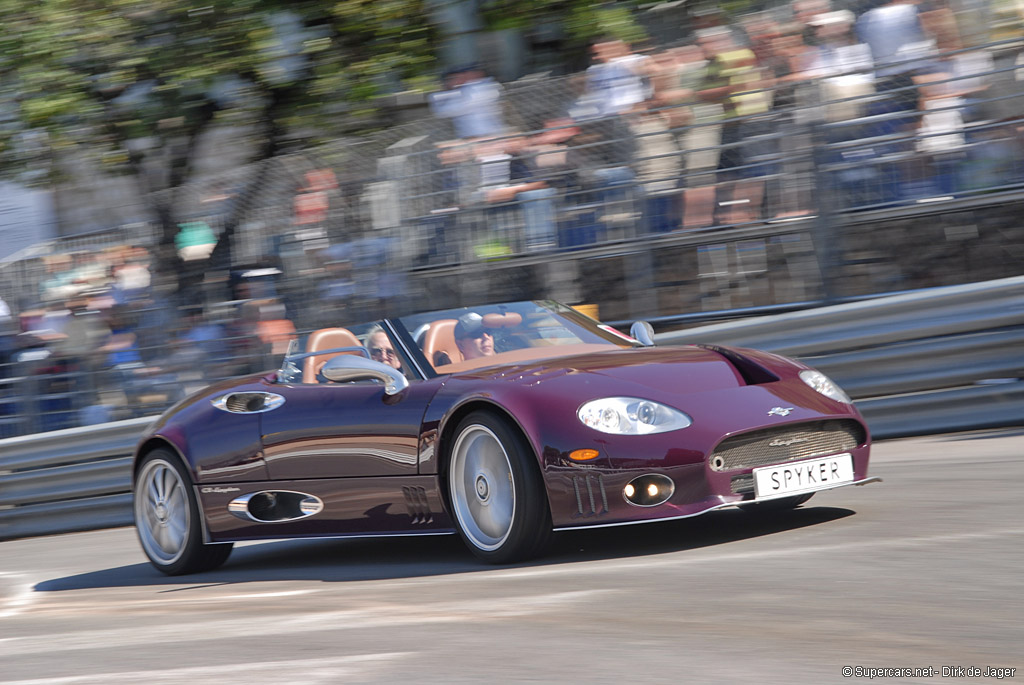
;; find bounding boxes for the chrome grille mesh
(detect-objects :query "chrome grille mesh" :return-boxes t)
[710,420,865,472]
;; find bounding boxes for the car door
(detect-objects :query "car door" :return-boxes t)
[260,379,436,480]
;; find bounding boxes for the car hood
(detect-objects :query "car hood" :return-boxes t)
[451,346,745,395]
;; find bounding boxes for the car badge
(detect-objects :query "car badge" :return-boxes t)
[769,437,809,447]
[767,407,794,417]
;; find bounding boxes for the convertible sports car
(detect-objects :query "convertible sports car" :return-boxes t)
[132,300,878,575]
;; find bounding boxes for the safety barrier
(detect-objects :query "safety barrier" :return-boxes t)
[659,275,1024,437]
[1,277,1021,541]
[0,416,151,540]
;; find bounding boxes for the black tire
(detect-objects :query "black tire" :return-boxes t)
[133,449,233,575]
[446,411,552,564]
[739,492,814,513]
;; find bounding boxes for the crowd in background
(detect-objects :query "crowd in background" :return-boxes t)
[417,0,1021,257]
[2,0,1023,437]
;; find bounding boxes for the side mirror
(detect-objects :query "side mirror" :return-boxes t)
[630,321,656,347]
[320,355,409,396]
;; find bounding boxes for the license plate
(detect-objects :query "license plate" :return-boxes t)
[753,454,854,500]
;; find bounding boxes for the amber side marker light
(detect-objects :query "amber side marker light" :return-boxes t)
[569,449,600,461]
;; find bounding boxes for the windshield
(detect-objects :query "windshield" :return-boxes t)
[396,300,637,375]
[277,301,638,383]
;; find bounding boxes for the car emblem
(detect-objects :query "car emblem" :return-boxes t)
[769,437,809,447]
[767,407,794,417]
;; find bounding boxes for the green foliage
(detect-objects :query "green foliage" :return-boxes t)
[565,1,648,45]
[0,0,437,187]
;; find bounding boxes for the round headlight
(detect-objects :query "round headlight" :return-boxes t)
[799,369,852,403]
[578,397,691,435]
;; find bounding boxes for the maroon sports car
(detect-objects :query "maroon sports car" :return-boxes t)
[132,300,878,574]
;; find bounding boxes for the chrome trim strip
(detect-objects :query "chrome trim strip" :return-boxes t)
[384,319,428,380]
[553,476,882,531]
[211,530,457,544]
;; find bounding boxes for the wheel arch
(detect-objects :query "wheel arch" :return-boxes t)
[436,398,539,509]
[134,436,190,482]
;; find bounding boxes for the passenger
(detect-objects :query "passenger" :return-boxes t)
[454,312,495,360]
[365,326,402,370]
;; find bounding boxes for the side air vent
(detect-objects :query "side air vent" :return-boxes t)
[213,392,285,414]
[402,486,433,524]
[228,491,324,523]
[571,474,609,517]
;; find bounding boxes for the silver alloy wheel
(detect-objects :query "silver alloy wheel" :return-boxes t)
[450,424,516,551]
[135,458,191,566]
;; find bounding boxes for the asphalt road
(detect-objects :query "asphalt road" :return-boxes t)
[1,430,1021,684]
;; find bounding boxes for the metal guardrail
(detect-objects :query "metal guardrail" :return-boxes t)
[659,275,1024,438]
[0,416,152,540]
[1,277,1021,541]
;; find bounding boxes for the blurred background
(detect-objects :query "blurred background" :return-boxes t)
[0,0,1022,437]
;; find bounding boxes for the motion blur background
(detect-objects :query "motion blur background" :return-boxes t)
[0,0,1022,437]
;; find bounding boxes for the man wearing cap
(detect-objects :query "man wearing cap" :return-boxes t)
[454,312,495,360]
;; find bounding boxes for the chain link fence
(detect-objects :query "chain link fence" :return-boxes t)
[1,33,1023,438]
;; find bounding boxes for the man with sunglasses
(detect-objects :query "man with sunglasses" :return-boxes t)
[454,312,495,360]
[366,326,403,371]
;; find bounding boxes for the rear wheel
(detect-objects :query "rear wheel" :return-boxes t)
[739,492,814,513]
[447,411,551,564]
[134,449,232,575]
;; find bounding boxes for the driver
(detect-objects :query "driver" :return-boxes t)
[454,312,495,360]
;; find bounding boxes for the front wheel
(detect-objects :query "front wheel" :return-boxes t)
[134,449,232,575]
[447,411,551,564]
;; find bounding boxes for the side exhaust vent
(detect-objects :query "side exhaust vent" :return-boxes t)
[228,491,324,523]
[572,474,609,517]
[402,486,433,524]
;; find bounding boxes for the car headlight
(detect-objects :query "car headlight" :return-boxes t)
[799,370,852,403]
[577,397,692,435]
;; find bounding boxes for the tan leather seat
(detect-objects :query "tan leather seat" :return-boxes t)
[302,327,362,383]
[421,319,462,370]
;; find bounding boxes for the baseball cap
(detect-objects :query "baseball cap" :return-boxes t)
[454,312,489,340]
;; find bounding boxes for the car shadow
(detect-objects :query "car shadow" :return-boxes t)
[35,505,854,592]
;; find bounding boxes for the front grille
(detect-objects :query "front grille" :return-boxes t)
[710,419,865,472]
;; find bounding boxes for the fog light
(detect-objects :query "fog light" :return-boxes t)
[623,474,675,507]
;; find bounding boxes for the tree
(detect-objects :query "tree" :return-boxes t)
[0,0,436,297]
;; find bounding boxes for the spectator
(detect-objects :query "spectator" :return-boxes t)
[39,254,76,304]
[656,43,726,230]
[697,27,775,224]
[111,246,152,304]
[471,136,559,253]
[629,94,683,233]
[429,65,508,140]
[855,0,940,99]
[576,38,651,120]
